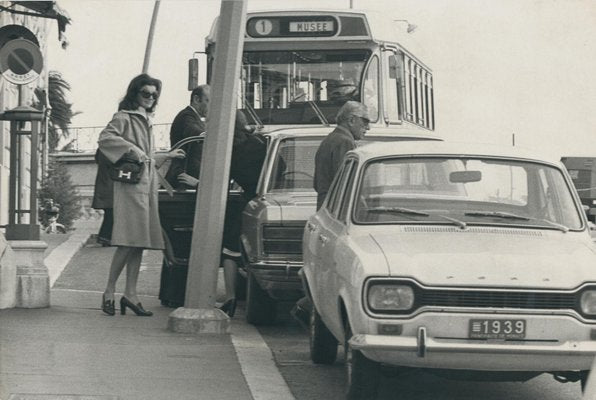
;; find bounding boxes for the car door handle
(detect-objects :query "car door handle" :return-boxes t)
[318,234,328,244]
[307,222,317,232]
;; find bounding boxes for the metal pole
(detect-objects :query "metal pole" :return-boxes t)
[142,0,161,73]
[8,121,17,225]
[29,120,39,225]
[184,0,247,309]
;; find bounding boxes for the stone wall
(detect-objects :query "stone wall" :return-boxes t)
[50,151,100,219]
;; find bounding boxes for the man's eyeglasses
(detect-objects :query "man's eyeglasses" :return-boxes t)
[139,90,159,100]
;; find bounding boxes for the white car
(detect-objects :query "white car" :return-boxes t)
[302,141,596,399]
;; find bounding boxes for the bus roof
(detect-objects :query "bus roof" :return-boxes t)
[205,8,431,70]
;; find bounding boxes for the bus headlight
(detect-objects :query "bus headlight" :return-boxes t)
[581,290,596,315]
[368,284,414,311]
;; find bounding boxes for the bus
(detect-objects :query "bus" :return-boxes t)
[196,9,435,134]
[159,9,438,314]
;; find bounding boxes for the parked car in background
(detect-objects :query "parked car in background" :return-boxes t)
[561,156,596,222]
[303,141,596,399]
[240,127,439,325]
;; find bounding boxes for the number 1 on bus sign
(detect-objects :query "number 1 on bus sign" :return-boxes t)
[254,19,273,36]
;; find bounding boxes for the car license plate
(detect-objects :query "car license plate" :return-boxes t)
[469,319,526,339]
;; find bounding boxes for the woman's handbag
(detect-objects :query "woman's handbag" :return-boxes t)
[96,149,144,184]
[108,152,144,184]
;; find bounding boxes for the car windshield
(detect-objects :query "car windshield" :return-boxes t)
[354,157,583,230]
[268,137,322,192]
[240,50,369,125]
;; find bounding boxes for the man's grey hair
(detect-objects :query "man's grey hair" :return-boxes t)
[336,101,369,124]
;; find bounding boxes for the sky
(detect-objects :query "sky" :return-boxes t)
[46,0,596,158]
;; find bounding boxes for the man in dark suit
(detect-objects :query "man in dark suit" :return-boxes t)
[170,84,210,145]
[167,84,210,187]
[314,101,370,209]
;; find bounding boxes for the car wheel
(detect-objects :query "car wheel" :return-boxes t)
[345,323,380,400]
[310,306,338,364]
[245,268,276,325]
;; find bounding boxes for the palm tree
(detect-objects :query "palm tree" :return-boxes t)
[35,70,80,151]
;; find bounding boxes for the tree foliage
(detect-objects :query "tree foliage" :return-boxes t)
[38,159,81,230]
[35,71,80,152]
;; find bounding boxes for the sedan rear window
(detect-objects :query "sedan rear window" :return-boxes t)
[268,137,322,192]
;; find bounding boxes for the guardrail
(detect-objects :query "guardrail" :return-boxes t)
[66,123,172,152]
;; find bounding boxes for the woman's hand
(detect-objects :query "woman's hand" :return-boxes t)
[178,173,199,187]
[168,149,186,159]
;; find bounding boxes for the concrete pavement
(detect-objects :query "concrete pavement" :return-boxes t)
[0,218,295,400]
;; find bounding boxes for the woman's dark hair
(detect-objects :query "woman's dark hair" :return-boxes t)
[118,73,162,112]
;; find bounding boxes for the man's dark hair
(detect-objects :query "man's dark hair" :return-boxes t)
[190,84,208,102]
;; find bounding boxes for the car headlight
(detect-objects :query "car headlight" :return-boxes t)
[581,290,596,315]
[368,284,415,311]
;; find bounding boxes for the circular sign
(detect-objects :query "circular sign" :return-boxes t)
[254,19,273,36]
[0,38,43,85]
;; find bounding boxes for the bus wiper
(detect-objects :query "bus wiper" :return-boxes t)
[242,96,264,129]
[465,211,531,220]
[367,207,430,217]
[307,100,329,126]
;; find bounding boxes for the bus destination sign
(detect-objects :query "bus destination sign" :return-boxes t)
[289,21,334,33]
[247,16,338,38]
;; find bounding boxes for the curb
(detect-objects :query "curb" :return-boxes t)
[46,219,100,287]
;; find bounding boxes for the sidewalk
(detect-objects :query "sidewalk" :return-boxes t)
[0,219,294,400]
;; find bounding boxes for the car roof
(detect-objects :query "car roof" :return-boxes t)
[265,126,441,141]
[350,141,562,165]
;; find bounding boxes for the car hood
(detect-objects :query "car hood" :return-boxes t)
[267,192,317,222]
[367,226,596,289]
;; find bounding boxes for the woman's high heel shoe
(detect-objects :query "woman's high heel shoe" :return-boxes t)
[120,296,153,317]
[219,298,237,318]
[102,294,115,316]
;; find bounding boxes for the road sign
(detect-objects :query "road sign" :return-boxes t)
[0,38,43,85]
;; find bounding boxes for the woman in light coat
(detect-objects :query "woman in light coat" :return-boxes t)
[98,74,184,316]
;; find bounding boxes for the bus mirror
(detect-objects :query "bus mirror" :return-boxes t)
[188,58,199,90]
[388,55,399,79]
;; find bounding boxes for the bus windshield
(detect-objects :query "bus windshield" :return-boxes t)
[240,49,370,125]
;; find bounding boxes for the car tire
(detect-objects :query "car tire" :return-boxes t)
[310,306,338,364]
[246,268,276,325]
[345,323,380,400]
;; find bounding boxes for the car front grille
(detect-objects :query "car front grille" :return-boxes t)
[418,289,577,310]
[365,278,590,318]
[262,224,304,255]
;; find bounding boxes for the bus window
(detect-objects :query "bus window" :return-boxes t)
[239,50,370,125]
[382,49,402,123]
[402,55,433,130]
[363,55,379,123]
